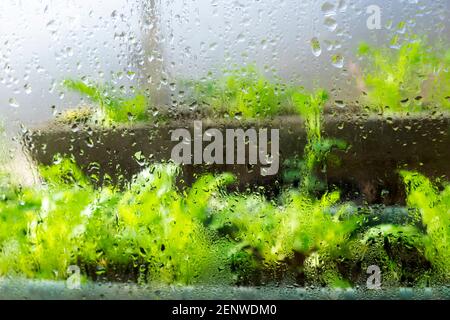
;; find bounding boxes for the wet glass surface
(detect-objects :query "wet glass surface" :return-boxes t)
[0,0,449,298]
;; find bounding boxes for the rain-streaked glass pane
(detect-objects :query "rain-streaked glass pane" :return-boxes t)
[0,0,449,301]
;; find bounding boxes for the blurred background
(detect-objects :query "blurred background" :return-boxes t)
[0,0,449,183]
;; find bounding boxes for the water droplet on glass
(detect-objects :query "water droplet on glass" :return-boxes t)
[337,0,347,12]
[71,123,79,133]
[209,42,218,51]
[46,20,56,31]
[126,71,136,81]
[85,137,94,148]
[396,21,406,34]
[66,47,73,57]
[24,84,32,94]
[311,37,322,57]
[331,54,344,68]
[321,2,335,16]
[335,100,346,108]
[9,98,19,108]
[324,17,337,31]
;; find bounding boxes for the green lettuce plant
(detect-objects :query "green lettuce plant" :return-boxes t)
[101,165,233,284]
[189,65,296,118]
[1,156,449,287]
[400,171,450,280]
[209,182,363,287]
[0,159,234,284]
[356,36,450,113]
[337,171,450,287]
[63,79,150,124]
[285,89,346,194]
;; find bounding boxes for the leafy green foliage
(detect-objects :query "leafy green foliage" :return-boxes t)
[349,223,429,287]
[107,165,233,284]
[0,161,233,284]
[400,171,450,279]
[189,66,296,118]
[290,89,347,194]
[209,190,362,287]
[63,79,149,123]
[336,171,450,287]
[39,156,90,188]
[0,157,448,287]
[0,165,94,278]
[357,37,450,113]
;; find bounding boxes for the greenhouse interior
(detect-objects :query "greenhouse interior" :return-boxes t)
[0,0,449,300]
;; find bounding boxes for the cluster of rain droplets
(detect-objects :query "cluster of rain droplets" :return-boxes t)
[309,1,346,69]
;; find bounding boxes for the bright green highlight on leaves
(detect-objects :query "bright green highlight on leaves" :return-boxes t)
[63,79,150,124]
[189,65,297,118]
[290,89,347,194]
[357,36,450,113]
[1,156,448,287]
[0,160,234,284]
[400,171,450,279]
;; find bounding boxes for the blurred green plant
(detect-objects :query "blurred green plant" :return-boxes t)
[336,171,450,287]
[356,36,450,113]
[210,190,361,287]
[0,157,448,287]
[63,79,150,124]
[284,89,346,194]
[0,159,234,284]
[400,171,450,280]
[189,65,296,118]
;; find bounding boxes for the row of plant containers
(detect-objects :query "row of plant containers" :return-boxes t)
[24,112,450,205]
